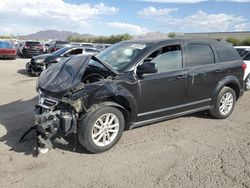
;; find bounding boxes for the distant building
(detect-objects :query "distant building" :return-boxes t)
[184,31,250,40]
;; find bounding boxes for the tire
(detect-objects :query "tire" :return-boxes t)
[78,105,125,153]
[209,86,236,119]
[245,74,250,91]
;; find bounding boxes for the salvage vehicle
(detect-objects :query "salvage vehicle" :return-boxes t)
[21,39,245,154]
[0,41,16,59]
[17,41,44,58]
[235,46,250,90]
[26,46,101,75]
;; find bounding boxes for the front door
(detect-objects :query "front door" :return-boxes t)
[136,44,189,122]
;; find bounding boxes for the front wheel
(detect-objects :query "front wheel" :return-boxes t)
[78,105,125,153]
[209,86,236,119]
[245,74,250,91]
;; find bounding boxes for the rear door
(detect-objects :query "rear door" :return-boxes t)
[184,42,221,107]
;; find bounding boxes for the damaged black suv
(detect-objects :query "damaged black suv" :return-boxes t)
[31,39,245,154]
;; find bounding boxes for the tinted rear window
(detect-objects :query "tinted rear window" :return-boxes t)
[26,42,41,46]
[186,43,215,67]
[213,42,241,62]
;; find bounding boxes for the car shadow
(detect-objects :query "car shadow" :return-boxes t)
[0,97,88,157]
[17,69,37,77]
[187,111,215,120]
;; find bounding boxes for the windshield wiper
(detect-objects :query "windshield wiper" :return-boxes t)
[91,56,119,75]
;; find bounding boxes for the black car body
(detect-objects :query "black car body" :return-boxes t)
[25,39,245,154]
[26,46,100,75]
[19,41,44,58]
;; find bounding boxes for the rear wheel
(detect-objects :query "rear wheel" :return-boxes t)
[245,74,250,91]
[78,105,125,153]
[209,86,236,119]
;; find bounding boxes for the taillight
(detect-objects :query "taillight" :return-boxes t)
[242,63,247,73]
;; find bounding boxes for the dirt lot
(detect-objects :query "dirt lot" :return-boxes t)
[0,58,250,188]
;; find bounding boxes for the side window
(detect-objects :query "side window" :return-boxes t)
[67,49,83,56]
[147,45,182,73]
[186,43,215,67]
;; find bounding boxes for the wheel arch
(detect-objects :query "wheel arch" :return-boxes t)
[86,85,138,130]
[212,76,241,104]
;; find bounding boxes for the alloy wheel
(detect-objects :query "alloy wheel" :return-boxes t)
[219,92,234,115]
[246,77,250,90]
[91,113,119,147]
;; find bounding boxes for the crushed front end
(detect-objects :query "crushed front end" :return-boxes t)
[20,55,118,155]
[26,58,46,76]
[34,91,78,152]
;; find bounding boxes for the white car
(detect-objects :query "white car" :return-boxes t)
[235,46,250,91]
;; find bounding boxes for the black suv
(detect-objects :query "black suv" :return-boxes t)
[47,40,70,53]
[19,41,44,58]
[26,39,245,154]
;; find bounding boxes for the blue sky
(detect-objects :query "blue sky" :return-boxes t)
[0,0,250,35]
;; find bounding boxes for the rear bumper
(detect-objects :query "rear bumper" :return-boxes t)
[0,54,16,59]
[22,49,44,57]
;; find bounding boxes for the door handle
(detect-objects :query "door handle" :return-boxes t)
[176,74,188,79]
[215,69,223,73]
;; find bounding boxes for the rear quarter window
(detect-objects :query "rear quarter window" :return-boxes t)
[213,42,241,62]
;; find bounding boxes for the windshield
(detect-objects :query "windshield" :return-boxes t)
[0,41,12,48]
[93,42,150,71]
[52,47,71,56]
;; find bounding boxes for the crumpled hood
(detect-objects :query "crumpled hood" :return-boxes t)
[38,55,91,95]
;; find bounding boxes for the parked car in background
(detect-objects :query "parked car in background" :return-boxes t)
[71,42,95,48]
[17,41,44,58]
[0,41,16,59]
[26,46,101,75]
[94,43,112,51]
[31,39,245,154]
[44,43,50,53]
[47,40,71,53]
[235,46,250,90]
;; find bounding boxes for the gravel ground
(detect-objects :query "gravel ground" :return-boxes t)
[0,58,250,188]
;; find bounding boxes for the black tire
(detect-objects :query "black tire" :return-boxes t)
[78,105,125,153]
[209,86,236,119]
[245,74,250,91]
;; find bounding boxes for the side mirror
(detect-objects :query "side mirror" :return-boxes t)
[137,62,157,76]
